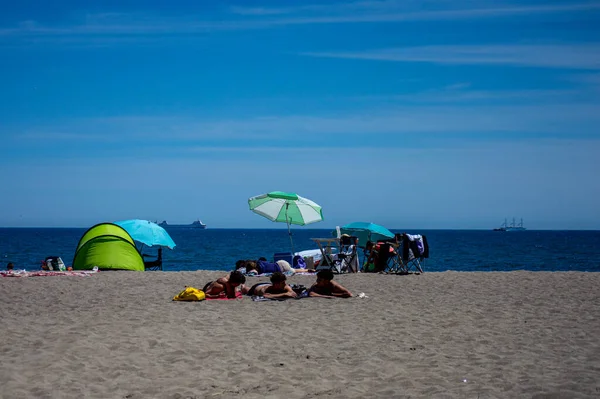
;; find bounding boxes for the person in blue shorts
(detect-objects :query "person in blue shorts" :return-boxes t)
[245,258,306,275]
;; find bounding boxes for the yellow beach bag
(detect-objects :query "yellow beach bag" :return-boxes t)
[173,286,205,301]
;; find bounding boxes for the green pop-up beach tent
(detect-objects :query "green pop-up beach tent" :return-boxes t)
[72,223,145,271]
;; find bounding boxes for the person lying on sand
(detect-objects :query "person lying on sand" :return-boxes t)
[309,270,353,298]
[245,258,308,275]
[241,272,297,299]
[234,259,249,270]
[203,270,246,299]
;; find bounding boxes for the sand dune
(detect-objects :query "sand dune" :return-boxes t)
[1,271,599,398]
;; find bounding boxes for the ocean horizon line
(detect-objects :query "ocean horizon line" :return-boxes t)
[1,226,599,232]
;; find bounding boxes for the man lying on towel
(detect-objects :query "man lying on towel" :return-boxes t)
[308,270,353,298]
[241,272,297,299]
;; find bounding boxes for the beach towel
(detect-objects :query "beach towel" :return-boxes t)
[205,291,243,300]
[0,270,98,278]
[251,291,309,301]
[243,269,309,277]
[243,272,296,277]
[251,296,285,301]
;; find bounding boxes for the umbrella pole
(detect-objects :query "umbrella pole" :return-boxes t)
[285,203,294,254]
[287,220,295,255]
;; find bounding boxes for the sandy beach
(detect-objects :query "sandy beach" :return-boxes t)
[1,271,599,398]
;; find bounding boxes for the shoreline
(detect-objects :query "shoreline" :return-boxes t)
[2,271,599,398]
[8,268,600,276]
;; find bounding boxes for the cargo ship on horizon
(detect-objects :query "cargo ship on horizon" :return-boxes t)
[158,220,206,229]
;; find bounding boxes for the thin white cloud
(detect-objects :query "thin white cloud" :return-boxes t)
[0,35,193,49]
[570,73,600,86]
[230,1,395,15]
[6,102,600,147]
[179,144,449,153]
[229,0,451,16]
[444,82,472,90]
[230,0,600,18]
[0,17,263,38]
[301,44,600,70]
[16,131,109,141]
[352,88,584,103]
[1,1,599,42]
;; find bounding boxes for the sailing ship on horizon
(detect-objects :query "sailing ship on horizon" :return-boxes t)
[494,218,526,231]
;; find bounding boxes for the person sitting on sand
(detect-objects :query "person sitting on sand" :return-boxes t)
[241,272,298,299]
[6,262,14,271]
[202,270,246,298]
[308,270,353,298]
[364,241,396,273]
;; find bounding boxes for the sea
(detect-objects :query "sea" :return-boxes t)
[1,228,599,272]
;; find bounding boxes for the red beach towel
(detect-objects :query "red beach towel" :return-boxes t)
[204,291,243,300]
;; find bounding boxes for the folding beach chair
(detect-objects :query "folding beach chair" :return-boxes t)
[378,233,408,274]
[315,235,359,273]
[396,234,428,274]
[377,242,397,273]
[143,248,163,271]
[334,235,359,273]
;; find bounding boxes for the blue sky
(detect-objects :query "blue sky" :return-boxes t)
[1,0,599,229]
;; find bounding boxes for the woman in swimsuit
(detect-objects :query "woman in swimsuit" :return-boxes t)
[203,270,246,298]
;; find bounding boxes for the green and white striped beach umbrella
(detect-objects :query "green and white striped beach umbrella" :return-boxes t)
[248,191,324,253]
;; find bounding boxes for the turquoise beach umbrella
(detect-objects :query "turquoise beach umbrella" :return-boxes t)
[339,222,395,248]
[114,219,176,249]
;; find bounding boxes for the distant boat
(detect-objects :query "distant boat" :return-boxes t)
[158,220,206,229]
[494,218,526,231]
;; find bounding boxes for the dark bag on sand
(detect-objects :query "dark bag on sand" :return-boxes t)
[290,284,307,296]
[293,255,307,269]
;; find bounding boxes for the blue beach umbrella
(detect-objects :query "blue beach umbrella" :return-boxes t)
[339,222,395,248]
[114,219,176,249]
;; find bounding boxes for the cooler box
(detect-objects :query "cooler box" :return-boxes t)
[273,252,293,265]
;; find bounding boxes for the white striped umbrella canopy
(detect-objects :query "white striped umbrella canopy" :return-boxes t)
[248,191,324,253]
